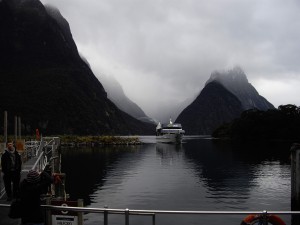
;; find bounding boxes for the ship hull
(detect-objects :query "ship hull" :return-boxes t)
[156,133,183,144]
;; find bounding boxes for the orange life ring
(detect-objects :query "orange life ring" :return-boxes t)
[240,214,286,225]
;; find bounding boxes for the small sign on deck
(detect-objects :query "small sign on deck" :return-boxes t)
[52,215,78,225]
[51,200,79,225]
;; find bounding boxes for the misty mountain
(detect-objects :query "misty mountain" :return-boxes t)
[206,67,274,110]
[99,75,156,124]
[99,73,193,124]
[0,0,154,135]
[176,67,275,134]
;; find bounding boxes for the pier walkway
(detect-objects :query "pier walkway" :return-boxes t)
[0,137,60,225]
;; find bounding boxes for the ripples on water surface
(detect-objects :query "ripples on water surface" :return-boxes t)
[61,136,292,225]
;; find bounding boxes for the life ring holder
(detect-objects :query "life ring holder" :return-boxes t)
[240,214,286,225]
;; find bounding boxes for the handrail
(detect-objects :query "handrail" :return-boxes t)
[42,205,300,215]
[0,203,298,225]
[1,203,300,214]
[1,203,300,215]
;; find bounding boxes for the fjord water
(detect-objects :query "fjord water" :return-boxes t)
[61,136,292,225]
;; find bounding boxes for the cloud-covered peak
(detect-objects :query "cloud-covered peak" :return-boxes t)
[205,67,274,111]
[206,66,248,86]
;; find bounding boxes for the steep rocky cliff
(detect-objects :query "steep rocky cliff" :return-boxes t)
[176,81,244,134]
[0,0,154,135]
[176,68,274,135]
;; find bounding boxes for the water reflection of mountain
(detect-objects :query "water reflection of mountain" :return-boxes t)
[61,145,144,205]
[182,139,291,208]
[61,138,291,215]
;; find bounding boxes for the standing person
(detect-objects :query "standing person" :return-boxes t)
[19,169,53,225]
[1,141,22,201]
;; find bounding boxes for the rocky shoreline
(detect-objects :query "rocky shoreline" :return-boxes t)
[59,135,142,147]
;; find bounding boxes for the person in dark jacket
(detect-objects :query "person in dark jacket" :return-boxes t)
[1,141,22,201]
[19,169,53,225]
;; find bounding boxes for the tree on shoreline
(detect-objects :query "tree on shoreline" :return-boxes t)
[212,104,300,141]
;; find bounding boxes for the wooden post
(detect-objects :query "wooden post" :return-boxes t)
[291,143,300,225]
[77,199,84,225]
[4,111,7,144]
[53,141,60,174]
[291,143,300,207]
[14,115,17,142]
[46,196,52,225]
[18,116,21,139]
[54,137,61,172]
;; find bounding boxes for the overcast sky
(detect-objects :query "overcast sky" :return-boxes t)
[41,0,300,119]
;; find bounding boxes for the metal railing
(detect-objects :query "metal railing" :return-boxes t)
[30,137,60,173]
[31,151,47,172]
[37,206,300,225]
[24,140,40,158]
[1,203,299,225]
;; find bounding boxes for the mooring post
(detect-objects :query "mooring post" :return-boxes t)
[291,143,300,208]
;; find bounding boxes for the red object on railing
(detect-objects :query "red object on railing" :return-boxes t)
[36,128,40,141]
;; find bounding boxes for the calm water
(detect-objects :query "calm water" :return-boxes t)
[61,136,293,225]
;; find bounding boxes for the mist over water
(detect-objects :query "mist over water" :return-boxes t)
[61,137,292,225]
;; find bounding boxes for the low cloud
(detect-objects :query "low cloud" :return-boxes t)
[42,0,300,119]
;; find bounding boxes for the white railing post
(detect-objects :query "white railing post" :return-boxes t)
[104,205,108,225]
[125,208,130,225]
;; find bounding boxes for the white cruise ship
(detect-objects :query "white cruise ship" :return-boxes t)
[156,118,185,144]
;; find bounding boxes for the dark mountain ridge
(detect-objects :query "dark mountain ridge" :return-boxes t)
[176,81,244,134]
[0,0,154,135]
[176,67,275,135]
